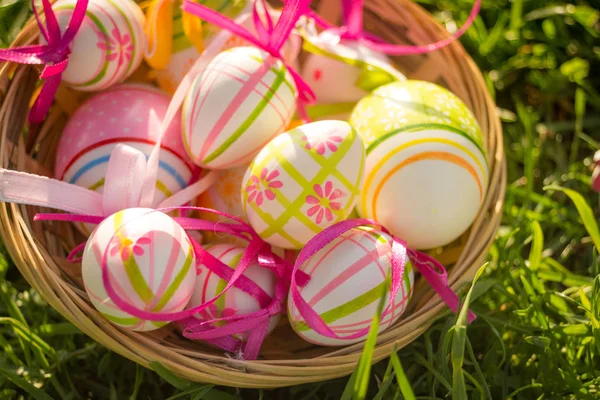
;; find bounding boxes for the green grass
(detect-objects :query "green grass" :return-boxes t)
[1,0,600,398]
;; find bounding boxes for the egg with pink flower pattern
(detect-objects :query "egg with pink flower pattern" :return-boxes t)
[82,208,196,331]
[50,0,145,91]
[242,120,366,249]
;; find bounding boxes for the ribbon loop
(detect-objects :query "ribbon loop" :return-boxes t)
[290,219,476,341]
[182,0,315,104]
[306,0,481,57]
[0,0,90,123]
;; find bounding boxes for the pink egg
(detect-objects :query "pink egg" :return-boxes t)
[55,84,199,207]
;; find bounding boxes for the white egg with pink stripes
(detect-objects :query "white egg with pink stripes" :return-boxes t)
[182,46,297,169]
[81,208,197,332]
[187,244,280,340]
[287,226,415,346]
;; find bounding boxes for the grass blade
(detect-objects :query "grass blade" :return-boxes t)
[451,263,488,400]
[390,350,416,400]
[544,186,600,252]
[353,284,388,400]
[0,365,53,400]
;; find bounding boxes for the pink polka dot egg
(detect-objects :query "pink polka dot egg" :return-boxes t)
[50,0,146,91]
[55,84,198,208]
[82,208,197,331]
[288,226,415,346]
[187,243,279,340]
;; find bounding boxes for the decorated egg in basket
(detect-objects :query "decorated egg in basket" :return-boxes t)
[349,80,488,250]
[50,0,145,91]
[82,208,197,331]
[242,120,365,249]
[302,36,392,105]
[187,243,279,339]
[182,46,297,169]
[55,84,198,208]
[288,226,415,346]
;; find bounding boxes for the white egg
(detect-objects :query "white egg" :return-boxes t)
[242,120,365,249]
[288,226,415,346]
[182,46,297,169]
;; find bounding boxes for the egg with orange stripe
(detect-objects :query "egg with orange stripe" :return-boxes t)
[82,208,197,331]
[146,0,248,94]
[182,46,298,169]
[288,226,414,346]
[349,80,488,250]
[55,85,199,234]
[187,243,279,340]
[242,120,366,250]
[50,0,146,92]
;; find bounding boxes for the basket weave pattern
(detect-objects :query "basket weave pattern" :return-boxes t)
[0,0,505,388]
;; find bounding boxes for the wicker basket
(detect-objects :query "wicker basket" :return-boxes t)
[0,0,505,389]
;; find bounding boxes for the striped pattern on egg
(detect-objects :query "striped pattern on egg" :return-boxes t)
[55,85,197,206]
[52,0,146,92]
[242,120,365,249]
[350,80,488,250]
[187,244,279,340]
[288,227,415,346]
[82,208,196,331]
[182,46,297,169]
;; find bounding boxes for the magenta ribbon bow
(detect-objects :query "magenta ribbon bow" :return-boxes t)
[289,219,475,342]
[36,206,295,360]
[0,0,88,123]
[180,240,292,360]
[182,0,315,104]
[308,0,481,56]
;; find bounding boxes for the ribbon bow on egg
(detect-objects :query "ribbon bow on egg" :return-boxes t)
[0,0,88,123]
[314,0,482,56]
[0,113,217,223]
[183,0,316,105]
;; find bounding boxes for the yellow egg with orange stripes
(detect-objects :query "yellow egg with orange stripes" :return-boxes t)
[349,81,488,250]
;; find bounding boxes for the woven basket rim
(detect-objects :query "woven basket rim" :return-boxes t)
[0,0,506,388]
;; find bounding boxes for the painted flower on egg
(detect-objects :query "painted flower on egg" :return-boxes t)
[109,233,151,261]
[305,182,345,224]
[245,168,284,206]
[301,132,344,156]
[96,28,134,67]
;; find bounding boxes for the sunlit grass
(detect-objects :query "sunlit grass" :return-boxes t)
[0,0,599,398]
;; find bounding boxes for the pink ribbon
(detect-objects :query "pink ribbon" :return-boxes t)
[308,0,481,56]
[592,150,600,192]
[289,218,475,342]
[36,206,294,360]
[0,0,88,123]
[182,0,315,105]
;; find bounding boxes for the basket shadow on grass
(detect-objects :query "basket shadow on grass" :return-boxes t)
[1,0,600,399]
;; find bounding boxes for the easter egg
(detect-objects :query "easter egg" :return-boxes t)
[302,39,391,104]
[288,226,414,346]
[51,0,145,92]
[196,165,248,219]
[242,120,365,249]
[182,46,297,169]
[187,243,279,339]
[55,84,198,208]
[148,0,248,94]
[349,80,488,249]
[82,208,196,331]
